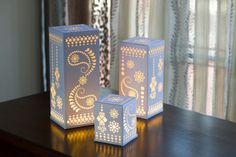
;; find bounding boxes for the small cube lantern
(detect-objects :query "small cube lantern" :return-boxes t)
[119,37,164,119]
[49,24,100,129]
[94,94,137,146]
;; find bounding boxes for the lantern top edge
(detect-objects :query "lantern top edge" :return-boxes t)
[49,24,98,34]
[96,94,135,106]
[121,36,164,47]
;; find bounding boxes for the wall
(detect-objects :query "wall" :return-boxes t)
[0,0,42,102]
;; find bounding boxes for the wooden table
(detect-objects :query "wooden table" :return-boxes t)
[0,92,236,157]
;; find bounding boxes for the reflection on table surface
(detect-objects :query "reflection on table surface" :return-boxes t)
[50,115,163,157]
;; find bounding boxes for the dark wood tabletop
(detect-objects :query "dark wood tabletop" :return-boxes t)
[0,92,236,157]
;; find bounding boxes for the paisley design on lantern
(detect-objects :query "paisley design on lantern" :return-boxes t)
[68,48,97,112]
[120,76,139,99]
[67,49,96,77]
[69,86,97,112]
[124,107,136,133]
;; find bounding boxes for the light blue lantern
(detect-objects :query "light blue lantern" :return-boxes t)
[119,37,164,119]
[49,24,100,129]
[94,94,137,146]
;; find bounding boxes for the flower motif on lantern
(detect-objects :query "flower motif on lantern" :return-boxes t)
[86,97,95,107]
[127,60,135,69]
[109,109,119,119]
[70,53,80,64]
[108,121,120,133]
[79,76,87,85]
[134,71,145,83]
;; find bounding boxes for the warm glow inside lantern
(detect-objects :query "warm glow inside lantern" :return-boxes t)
[94,94,137,146]
[119,37,164,119]
[49,24,100,129]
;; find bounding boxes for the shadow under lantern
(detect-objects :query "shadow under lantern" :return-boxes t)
[119,37,164,119]
[49,24,100,129]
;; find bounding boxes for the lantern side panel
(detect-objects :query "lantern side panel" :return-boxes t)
[147,40,165,119]
[49,24,100,129]
[49,28,66,128]
[119,41,148,118]
[94,102,123,145]
[122,98,137,146]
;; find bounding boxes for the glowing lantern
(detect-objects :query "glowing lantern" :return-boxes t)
[94,94,137,146]
[119,37,164,119]
[49,24,100,129]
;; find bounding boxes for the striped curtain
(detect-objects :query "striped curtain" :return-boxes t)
[165,0,236,122]
[43,0,236,122]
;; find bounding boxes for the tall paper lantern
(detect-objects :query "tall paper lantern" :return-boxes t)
[119,37,164,119]
[49,24,100,129]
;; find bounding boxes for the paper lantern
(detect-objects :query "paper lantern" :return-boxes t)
[49,24,100,129]
[94,94,137,146]
[119,37,164,119]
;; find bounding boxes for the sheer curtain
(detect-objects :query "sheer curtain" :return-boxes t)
[44,0,236,122]
[118,0,236,122]
[165,0,236,121]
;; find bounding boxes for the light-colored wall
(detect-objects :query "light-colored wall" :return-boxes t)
[0,0,42,102]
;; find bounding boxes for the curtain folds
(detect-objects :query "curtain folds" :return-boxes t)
[165,0,236,121]
[45,0,236,122]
